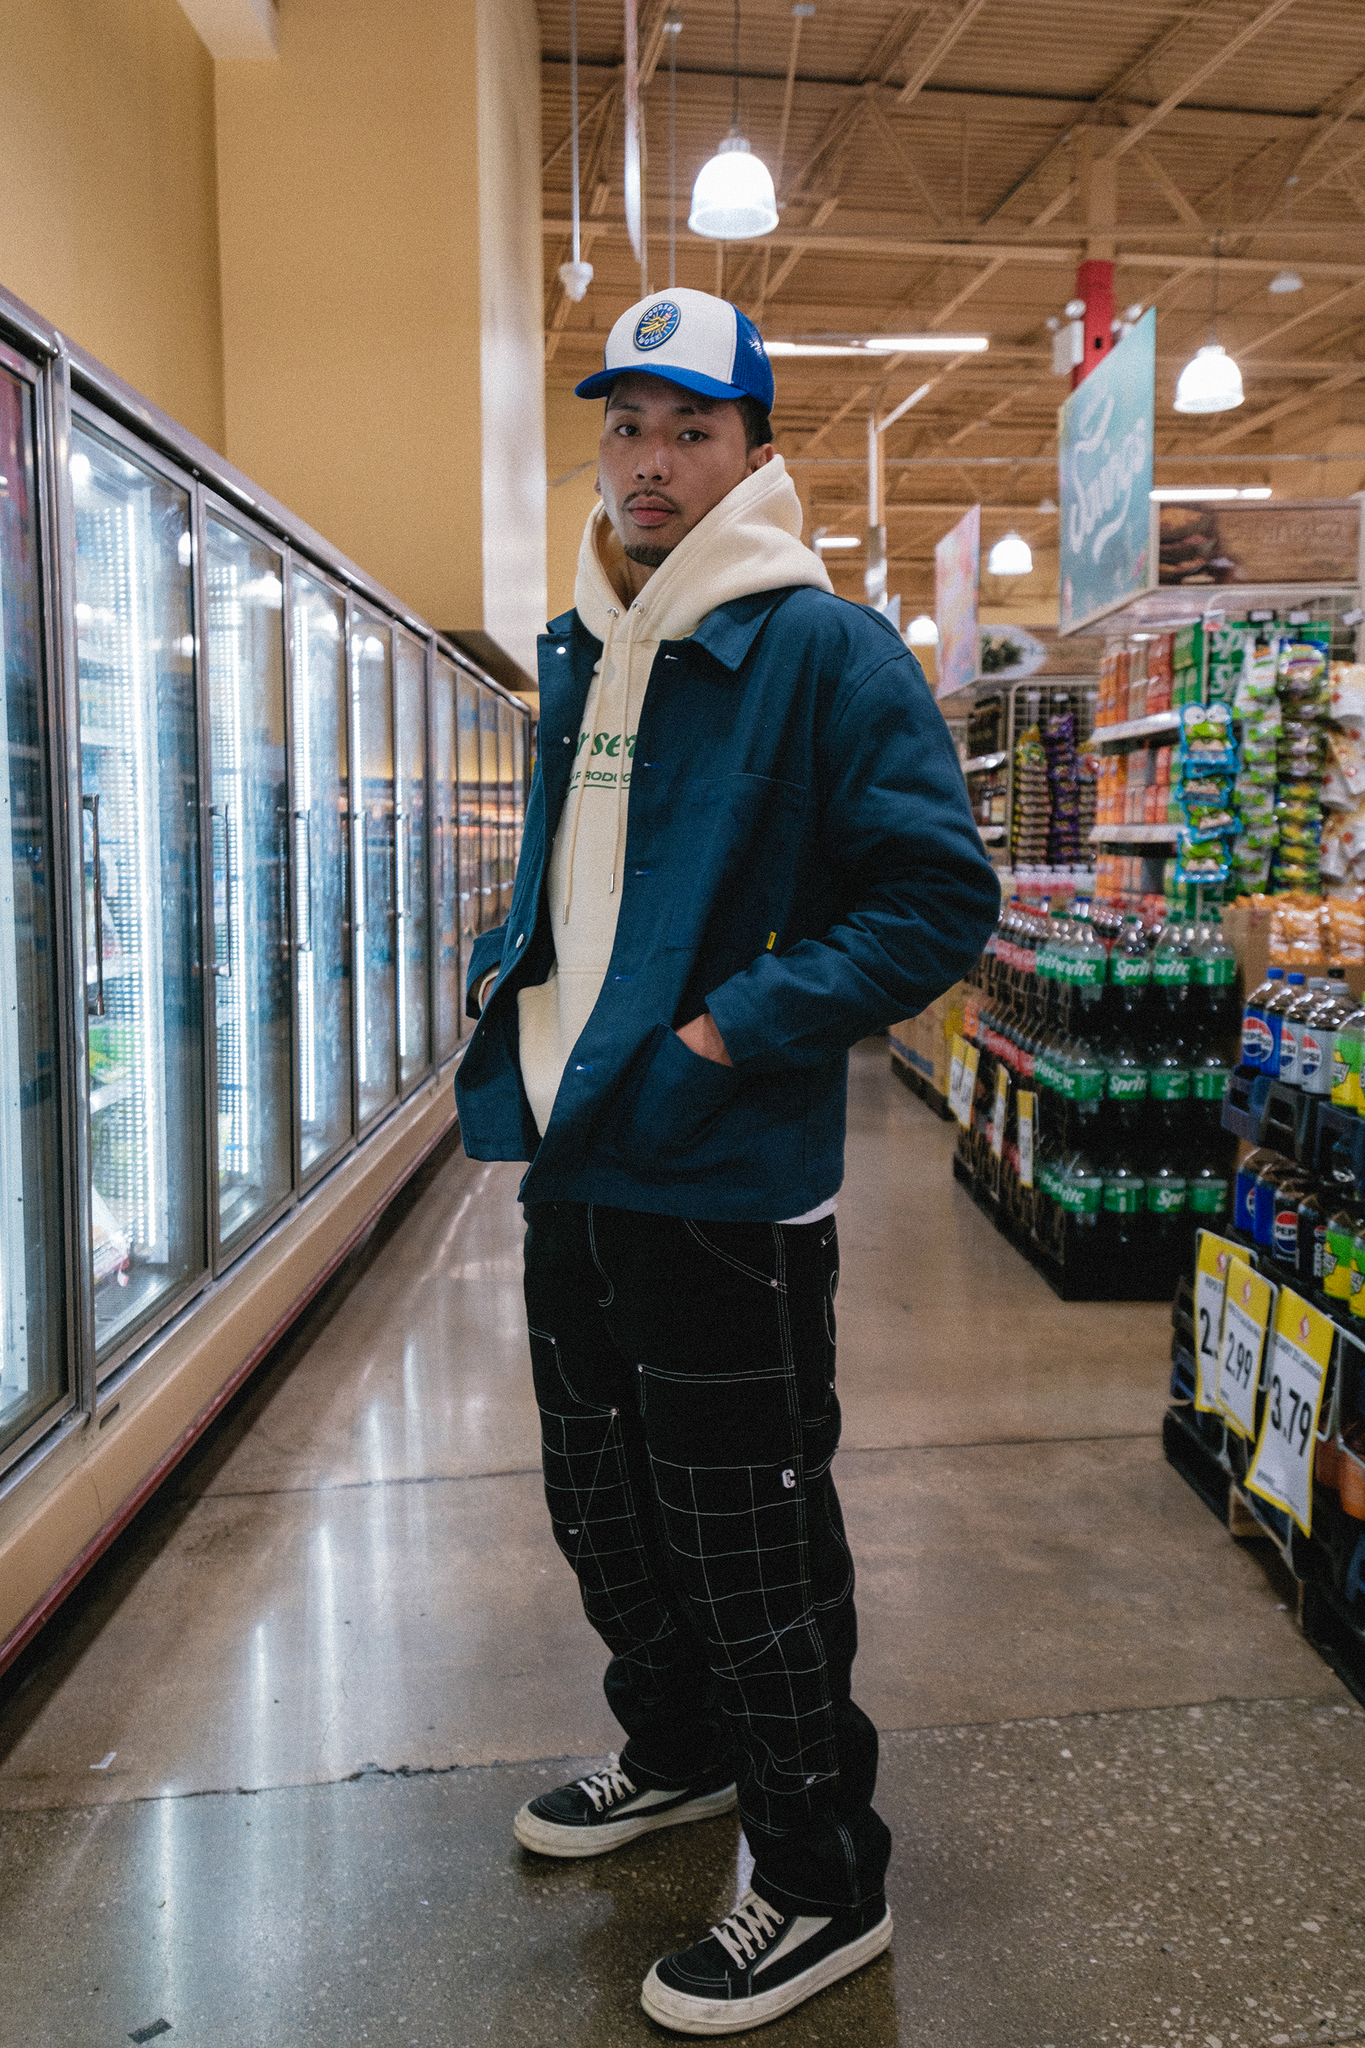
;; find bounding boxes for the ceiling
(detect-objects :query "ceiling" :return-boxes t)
[538,0,1365,617]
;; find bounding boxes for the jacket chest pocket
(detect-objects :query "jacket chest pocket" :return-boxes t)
[666,771,807,950]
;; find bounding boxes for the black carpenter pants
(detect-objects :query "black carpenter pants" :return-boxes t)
[522,1200,891,1916]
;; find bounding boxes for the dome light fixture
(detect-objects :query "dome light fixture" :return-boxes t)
[1173,342,1244,414]
[1174,237,1244,415]
[905,613,939,645]
[689,0,778,241]
[987,531,1033,577]
[557,0,593,303]
[1268,268,1303,294]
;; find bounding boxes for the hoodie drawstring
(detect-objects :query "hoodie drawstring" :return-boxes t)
[561,604,635,923]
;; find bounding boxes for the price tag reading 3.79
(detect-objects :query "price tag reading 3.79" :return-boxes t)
[1216,1257,1276,1441]
[1245,1288,1334,1538]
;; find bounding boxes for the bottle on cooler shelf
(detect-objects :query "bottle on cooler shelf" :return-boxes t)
[1235,1145,1282,1237]
[1241,965,1284,1073]
[1299,969,1353,1100]
[1332,993,1365,1113]
[1261,971,1304,1082]
[1269,972,1308,1084]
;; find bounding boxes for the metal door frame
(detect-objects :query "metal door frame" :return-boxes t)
[67,395,214,1385]
[288,554,358,1197]
[429,646,462,1070]
[197,489,299,1277]
[392,620,431,1101]
[0,336,83,1479]
[348,602,399,1139]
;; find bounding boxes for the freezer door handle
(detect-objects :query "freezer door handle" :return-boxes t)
[295,807,314,954]
[82,792,105,1019]
[209,803,233,979]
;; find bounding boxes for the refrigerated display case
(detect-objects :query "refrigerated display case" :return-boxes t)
[204,511,292,1257]
[72,419,207,1366]
[394,627,428,1095]
[0,346,68,1466]
[351,613,396,1129]
[431,652,460,1063]
[291,567,352,1180]
[0,275,533,1668]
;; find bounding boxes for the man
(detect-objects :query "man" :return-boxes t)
[455,286,998,2032]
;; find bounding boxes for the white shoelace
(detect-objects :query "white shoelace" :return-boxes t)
[576,1763,636,1813]
[711,1891,786,1970]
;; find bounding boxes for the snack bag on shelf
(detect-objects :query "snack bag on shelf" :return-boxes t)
[1330,662,1365,729]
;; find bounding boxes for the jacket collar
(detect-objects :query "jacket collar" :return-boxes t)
[540,587,797,678]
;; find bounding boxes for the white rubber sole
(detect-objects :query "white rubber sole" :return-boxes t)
[512,1781,737,1859]
[640,1906,893,2035]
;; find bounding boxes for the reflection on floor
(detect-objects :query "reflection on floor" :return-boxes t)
[2,1042,1362,2048]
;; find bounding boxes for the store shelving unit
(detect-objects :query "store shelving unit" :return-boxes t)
[1165,1078,1365,1706]
[942,674,1100,870]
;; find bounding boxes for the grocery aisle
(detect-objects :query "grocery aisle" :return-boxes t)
[1,1044,1362,2048]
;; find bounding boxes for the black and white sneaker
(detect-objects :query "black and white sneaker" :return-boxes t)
[640,1887,893,2035]
[513,1758,737,1859]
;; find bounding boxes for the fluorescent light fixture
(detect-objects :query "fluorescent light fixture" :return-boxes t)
[815,535,860,550]
[689,135,778,240]
[70,451,92,488]
[905,613,939,645]
[987,531,1033,576]
[863,335,988,353]
[1174,342,1243,414]
[765,335,988,357]
[1151,486,1272,501]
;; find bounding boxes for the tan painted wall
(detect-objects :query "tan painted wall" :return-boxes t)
[0,0,225,449]
[544,384,603,620]
[215,0,546,670]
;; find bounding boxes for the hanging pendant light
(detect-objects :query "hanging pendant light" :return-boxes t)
[987,531,1033,577]
[688,0,778,241]
[1173,343,1244,413]
[905,614,939,645]
[1268,268,1303,294]
[1174,237,1243,415]
[557,0,593,302]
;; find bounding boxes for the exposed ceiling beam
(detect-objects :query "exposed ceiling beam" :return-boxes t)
[1129,140,1204,228]
[1238,280,1365,358]
[1202,362,1365,449]
[864,94,947,226]
[540,217,1365,281]
[1108,0,1302,164]
[895,0,990,108]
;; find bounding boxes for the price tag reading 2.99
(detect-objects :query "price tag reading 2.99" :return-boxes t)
[1194,1231,1237,1415]
[1216,1258,1276,1441]
[1245,1288,1334,1538]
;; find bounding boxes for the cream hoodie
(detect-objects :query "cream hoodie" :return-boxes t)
[516,454,833,1139]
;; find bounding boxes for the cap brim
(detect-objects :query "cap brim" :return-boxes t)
[574,365,754,402]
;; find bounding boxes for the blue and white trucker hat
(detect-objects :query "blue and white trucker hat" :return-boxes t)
[575,287,775,410]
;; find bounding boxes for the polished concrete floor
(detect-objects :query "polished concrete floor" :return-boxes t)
[2,1044,1362,2048]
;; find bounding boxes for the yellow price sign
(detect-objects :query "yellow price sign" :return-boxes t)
[1193,1231,1237,1415]
[1245,1287,1334,1538]
[1215,1256,1276,1441]
[948,1034,979,1128]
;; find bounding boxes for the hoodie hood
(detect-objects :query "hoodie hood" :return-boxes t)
[573,452,832,646]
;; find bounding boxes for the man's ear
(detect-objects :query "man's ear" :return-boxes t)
[747,443,776,473]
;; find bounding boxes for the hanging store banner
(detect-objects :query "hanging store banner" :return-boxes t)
[934,504,980,700]
[1058,307,1155,635]
[1156,498,1362,588]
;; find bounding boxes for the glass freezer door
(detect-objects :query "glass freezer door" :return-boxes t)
[478,685,499,934]
[205,515,292,1255]
[394,629,428,1094]
[351,615,396,1126]
[497,697,514,924]
[292,569,352,1177]
[73,422,205,1363]
[431,654,459,1062]
[456,670,481,991]
[0,358,67,1466]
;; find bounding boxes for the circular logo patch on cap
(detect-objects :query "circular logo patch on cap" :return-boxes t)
[634,301,681,351]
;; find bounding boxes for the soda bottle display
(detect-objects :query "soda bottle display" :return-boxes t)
[1280,975,1327,1092]
[1188,909,1239,1061]
[1235,1145,1281,1235]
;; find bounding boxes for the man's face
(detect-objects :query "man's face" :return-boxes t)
[597,373,774,571]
